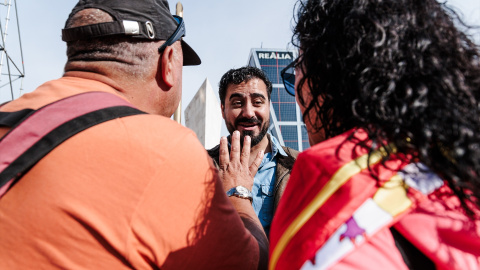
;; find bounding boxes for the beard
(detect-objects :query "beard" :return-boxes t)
[241,122,269,147]
[227,117,269,148]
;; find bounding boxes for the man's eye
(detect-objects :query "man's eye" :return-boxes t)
[232,101,242,106]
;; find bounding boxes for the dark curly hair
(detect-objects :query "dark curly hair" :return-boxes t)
[218,66,273,105]
[294,0,480,215]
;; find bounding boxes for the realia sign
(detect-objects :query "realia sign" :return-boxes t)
[257,51,293,60]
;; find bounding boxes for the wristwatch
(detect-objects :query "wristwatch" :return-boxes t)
[226,186,253,203]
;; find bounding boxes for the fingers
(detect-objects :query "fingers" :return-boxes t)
[219,130,259,174]
[219,136,229,170]
[217,130,259,191]
[218,131,245,170]
[249,150,264,176]
[241,135,251,165]
[230,130,241,163]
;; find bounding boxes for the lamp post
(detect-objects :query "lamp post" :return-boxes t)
[173,2,183,124]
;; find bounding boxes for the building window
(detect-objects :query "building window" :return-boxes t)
[279,125,298,150]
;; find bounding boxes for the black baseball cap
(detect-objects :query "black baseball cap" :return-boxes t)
[61,0,201,66]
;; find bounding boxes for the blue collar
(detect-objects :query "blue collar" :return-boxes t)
[268,133,287,158]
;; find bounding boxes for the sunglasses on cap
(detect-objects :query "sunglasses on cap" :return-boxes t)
[158,15,185,53]
[281,60,296,96]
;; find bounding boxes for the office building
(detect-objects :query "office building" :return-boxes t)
[247,48,309,151]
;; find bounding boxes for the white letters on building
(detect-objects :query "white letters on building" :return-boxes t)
[258,52,292,60]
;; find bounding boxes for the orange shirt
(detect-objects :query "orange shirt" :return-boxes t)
[0,75,259,269]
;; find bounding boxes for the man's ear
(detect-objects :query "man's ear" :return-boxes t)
[160,46,175,88]
[221,103,225,119]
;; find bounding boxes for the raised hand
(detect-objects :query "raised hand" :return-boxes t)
[218,130,264,192]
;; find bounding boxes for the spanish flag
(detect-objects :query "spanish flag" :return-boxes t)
[268,129,417,270]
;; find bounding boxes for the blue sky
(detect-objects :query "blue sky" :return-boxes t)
[0,0,478,132]
[0,0,297,106]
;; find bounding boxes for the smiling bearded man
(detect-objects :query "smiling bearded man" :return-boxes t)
[223,79,270,148]
[208,66,299,237]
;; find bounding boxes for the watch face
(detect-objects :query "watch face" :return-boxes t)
[237,186,248,193]
[226,186,253,203]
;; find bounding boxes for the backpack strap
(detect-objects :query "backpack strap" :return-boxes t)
[0,92,146,198]
[0,109,34,127]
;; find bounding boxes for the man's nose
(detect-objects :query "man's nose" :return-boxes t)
[241,102,255,118]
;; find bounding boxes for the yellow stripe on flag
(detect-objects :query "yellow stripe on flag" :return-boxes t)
[372,174,412,217]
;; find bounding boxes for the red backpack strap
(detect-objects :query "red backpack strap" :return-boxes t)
[0,92,145,198]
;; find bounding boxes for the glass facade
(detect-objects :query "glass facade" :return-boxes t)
[248,48,309,151]
[301,125,310,151]
[271,87,297,122]
[279,125,299,150]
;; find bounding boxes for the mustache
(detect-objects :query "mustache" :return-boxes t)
[235,117,261,126]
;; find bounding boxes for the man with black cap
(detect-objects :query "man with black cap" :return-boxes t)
[0,1,268,269]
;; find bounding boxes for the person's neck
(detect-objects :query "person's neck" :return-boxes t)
[249,135,271,166]
[64,65,166,115]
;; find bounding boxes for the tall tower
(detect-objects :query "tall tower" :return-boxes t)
[248,48,309,151]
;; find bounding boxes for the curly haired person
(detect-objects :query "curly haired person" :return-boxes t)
[269,0,480,269]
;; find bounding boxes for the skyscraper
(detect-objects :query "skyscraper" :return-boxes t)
[247,48,309,151]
